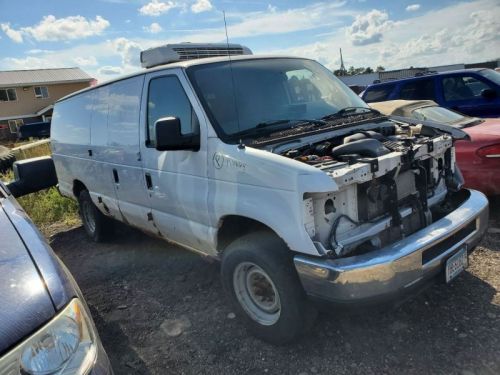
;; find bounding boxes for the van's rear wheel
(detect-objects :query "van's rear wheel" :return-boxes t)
[221,231,316,344]
[78,190,113,242]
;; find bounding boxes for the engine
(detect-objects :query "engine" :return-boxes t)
[280,122,462,258]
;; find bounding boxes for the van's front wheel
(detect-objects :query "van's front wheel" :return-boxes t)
[78,190,113,242]
[221,231,316,344]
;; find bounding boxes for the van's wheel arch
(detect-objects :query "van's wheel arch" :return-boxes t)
[78,190,113,242]
[221,230,317,344]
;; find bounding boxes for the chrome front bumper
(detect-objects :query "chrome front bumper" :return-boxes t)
[294,189,489,304]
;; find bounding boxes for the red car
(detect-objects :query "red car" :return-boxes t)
[370,100,500,195]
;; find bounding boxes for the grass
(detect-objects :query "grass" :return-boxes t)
[1,142,80,237]
[17,187,80,234]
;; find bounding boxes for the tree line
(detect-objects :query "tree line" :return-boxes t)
[334,66,385,76]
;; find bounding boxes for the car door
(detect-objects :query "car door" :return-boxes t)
[88,86,122,220]
[139,69,212,254]
[438,73,500,117]
[102,75,157,233]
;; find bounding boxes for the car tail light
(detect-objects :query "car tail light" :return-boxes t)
[476,144,500,159]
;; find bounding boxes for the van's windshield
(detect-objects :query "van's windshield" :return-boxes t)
[187,58,368,142]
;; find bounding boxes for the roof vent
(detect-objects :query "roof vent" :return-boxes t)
[140,43,253,68]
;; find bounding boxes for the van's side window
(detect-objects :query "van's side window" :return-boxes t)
[51,91,93,144]
[108,76,143,147]
[147,76,199,147]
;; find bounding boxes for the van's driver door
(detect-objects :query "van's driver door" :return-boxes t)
[139,69,212,254]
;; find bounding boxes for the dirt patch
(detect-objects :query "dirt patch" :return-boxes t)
[50,206,500,375]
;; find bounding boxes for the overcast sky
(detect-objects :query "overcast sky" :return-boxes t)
[1,0,499,81]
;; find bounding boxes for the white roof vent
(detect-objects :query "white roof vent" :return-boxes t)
[140,43,253,68]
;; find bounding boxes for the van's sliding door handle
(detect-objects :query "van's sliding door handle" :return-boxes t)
[145,173,153,190]
[112,169,119,183]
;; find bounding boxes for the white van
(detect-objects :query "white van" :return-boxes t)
[51,44,488,344]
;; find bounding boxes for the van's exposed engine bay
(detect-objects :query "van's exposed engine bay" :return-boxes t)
[274,120,465,258]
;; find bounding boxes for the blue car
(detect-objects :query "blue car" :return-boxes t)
[0,181,112,374]
[361,68,500,118]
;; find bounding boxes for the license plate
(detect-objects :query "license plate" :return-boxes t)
[445,246,468,283]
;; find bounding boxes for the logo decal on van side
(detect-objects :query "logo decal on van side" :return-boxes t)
[213,152,224,169]
[213,152,246,171]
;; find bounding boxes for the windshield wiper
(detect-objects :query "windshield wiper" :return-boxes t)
[321,107,381,121]
[256,118,326,128]
[230,118,326,139]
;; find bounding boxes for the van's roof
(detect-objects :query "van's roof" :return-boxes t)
[57,55,309,103]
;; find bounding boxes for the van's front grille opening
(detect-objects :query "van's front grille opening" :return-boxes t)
[421,221,476,265]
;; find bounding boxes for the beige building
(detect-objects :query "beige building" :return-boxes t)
[0,67,94,140]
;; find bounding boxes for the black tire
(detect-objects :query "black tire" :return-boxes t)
[78,190,114,242]
[221,230,317,344]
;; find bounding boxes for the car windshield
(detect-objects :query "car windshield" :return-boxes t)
[187,58,368,141]
[412,106,478,127]
[478,69,500,86]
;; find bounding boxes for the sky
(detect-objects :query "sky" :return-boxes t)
[0,0,499,81]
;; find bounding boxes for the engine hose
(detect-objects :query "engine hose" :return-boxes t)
[328,214,360,253]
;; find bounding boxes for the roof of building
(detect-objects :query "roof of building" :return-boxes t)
[0,67,93,88]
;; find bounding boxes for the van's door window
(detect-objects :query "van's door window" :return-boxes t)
[400,79,435,100]
[107,76,143,147]
[442,75,492,101]
[147,76,198,147]
[90,85,109,147]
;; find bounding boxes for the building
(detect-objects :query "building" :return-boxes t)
[0,67,95,140]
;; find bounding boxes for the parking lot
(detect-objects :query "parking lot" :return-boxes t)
[50,202,500,375]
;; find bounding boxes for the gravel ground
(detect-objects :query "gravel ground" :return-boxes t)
[50,202,500,375]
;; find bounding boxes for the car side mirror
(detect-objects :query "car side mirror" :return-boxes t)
[155,117,200,151]
[481,88,497,100]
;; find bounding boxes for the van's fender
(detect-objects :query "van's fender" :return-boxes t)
[207,140,338,256]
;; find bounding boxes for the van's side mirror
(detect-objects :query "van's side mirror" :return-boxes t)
[481,88,497,100]
[155,117,200,151]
